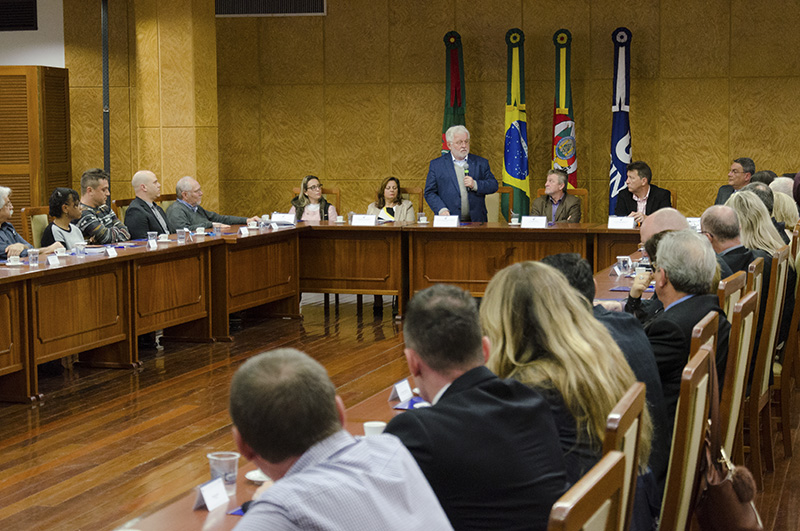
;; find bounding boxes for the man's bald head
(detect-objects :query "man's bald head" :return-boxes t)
[701,205,740,252]
[640,208,689,243]
[131,170,161,202]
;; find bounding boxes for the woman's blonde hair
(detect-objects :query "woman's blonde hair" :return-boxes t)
[772,191,799,235]
[294,175,321,208]
[726,191,790,266]
[481,261,652,468]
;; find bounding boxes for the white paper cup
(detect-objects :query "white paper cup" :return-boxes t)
[363,421,387,436]
[7,255,20,265]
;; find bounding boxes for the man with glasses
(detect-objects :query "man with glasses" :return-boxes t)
[715,157,755,205]
[166,176,260,232]
[424,125,498,222]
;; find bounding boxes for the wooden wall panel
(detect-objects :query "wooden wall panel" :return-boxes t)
[522,0,591,81]
[0,290,20,377]
[259,16,324,85]
[456,0,522,82]
[661,0,729,79]
[324,0,389,85]
[730,0,800,78]
[389,0,455,83]
[216,18,259,87]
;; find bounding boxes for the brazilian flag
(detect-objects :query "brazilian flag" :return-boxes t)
[501,28,529,218]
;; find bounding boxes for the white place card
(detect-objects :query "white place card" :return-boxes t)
[270,223,279,231]
[388,378,414,402]
[686,217,702,232]
[239,227,250,237]
[607,216,636,230]
[351,214,377,226]
[47,255,60,266]
[433,215,459,228]
[147,239,158,250]
[192,477,229,512]
[106,247,118,257]
[271,213,295,224]
[520,216,547,229]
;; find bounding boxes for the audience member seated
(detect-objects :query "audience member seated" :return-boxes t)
[742,182,790,244]
[366,176,415,222]
[76,168,130,243]
[771,191,798,241]
[124,170,173,239]
[480,262,653,490]
[715,157,754,205]
[541,253,670,492]
[385,284,568,531]
[771,176,795,200]
[643,230,730,441]
[750,170,777,186]
[289,175,336,222]
[166,176,259,231]
[530,168,581,222]
[229,348,452,530]
[0,186,63,260]
[614,160,671,224]
[40,188,85,250]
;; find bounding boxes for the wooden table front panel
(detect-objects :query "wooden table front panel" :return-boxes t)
[593,230,640,271]
[0,282,25,377]
[299,229,403,295]
[409,227,586,296]
[134,251,209,333]
[226,234,298,312]
[30,264,128,365]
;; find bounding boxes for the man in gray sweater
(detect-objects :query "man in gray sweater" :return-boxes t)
[166,176,260,231]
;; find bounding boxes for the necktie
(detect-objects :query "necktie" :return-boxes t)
[151,204,169,233]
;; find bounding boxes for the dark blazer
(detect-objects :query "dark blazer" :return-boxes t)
[644,294,730,442]
[614,183,671,216]
[384,366,568,531]
[593,306,670,485]
[714,184,735,205]
[124,197,173,239]
[530,193,582,222]
[424,153,498,222]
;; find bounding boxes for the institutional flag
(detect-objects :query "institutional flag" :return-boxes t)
[552,29,577,189]
[502,28,529,218]
[441,31,466,154]
[608,27,632,215]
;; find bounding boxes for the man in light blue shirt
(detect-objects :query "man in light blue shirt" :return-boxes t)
[230,348,452,531]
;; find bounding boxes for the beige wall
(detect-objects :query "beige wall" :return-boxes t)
[65,1,800,221]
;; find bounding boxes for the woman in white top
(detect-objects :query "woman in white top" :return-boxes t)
[289,175,337,222]
[40,187,86,250]
[366,176,415,222]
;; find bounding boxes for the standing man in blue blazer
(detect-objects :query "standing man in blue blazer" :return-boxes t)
[424,125,498,222]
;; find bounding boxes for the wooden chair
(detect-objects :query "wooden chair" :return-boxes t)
[399,187,422,215]
[498,185,515,221]
[744,244,790,490]
[111,197,134,220]
[158,193,178,212]
[690,310,719,357]
[536,187,589,222]
[659,345,713,531]
[718,270,747,317]
[602,382,645,531]
[291,186,341,214]
[669,189,677,210]
[20,206,51,248]
[547,450,626,531]
[721,290,759,465]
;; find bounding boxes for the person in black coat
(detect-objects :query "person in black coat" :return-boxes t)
[124,170,173,239]
[715,157,754,205]
[614,161,672,223]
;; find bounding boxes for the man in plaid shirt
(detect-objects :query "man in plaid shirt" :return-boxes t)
[77,168,130,244]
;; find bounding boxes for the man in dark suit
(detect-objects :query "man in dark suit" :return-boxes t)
[614,160,671,223]
[384,284,568,531]
[124,170,173,239]
[644,230,730,439]
[530,169,582,222]
[424,125,498,222]
[714,157,754,205]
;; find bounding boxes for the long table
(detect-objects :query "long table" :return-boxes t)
[0,221,639,402]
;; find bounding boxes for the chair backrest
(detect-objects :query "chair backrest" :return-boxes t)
[291,187,341,213]
[718,270,746,316]
[111,197,135,220]
[602,382,645,531]
[753,245,790,399]
[399,187,423,214]
[720,289,759,458]
[659,345,713,531]
[548,450,626,531]
[670,189,678,211]
[536,187,589,222]
[690,310,719,357]
[158,193,178,212]
[498,186,515,221]
[20,206,51,248]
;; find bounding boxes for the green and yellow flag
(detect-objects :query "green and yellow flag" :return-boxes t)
[501,28,529,218]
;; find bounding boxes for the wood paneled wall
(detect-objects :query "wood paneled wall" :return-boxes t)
[62,1,800,222]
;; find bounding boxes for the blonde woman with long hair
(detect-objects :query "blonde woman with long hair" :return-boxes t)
[772,191,799,242]
[481,261,652,481]
[726,190,788,258]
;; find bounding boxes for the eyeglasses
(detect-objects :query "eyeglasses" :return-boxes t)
[307,185,322,191]
[450,140,469,147]
[729,170,746,174]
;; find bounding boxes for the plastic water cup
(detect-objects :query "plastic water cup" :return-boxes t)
[212,222,222,236]
[75,242,86,258]
[176,229,186,244]
[27,248,39,266]
[207,451,240,496]
[147,231,158,243]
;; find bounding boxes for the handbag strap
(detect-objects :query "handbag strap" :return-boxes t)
[707,344,722,460]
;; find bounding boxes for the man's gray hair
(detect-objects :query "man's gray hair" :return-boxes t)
[547,169,568,191]
[445,125,470,144]
[175,176,194,198]
[771,177,794,197]
[0,186,10,209]
[701,205,740,242]
[656,230,717,295]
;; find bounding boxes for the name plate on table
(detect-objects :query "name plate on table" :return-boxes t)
[520,216,547,229]
[686,217,701,232]
[238,227,250,237]
[351,214,377,226]
[106,247,117,257]
[192,477,229,511]
[389,378,414,402]
[271,213,295,224]
[433,215,459,228]
[607,216,636,230]
[47,255,60,266]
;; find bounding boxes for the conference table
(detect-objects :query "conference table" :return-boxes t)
[0,221,640,403]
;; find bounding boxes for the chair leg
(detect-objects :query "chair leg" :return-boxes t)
[761,399,775,472]
[781,379,793,457]
[747,400,764,491]
[324,293,330,307]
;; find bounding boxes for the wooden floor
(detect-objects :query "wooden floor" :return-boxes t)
[0,295,798,530]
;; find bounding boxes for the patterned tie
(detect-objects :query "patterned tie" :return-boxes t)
[151,203,169,233]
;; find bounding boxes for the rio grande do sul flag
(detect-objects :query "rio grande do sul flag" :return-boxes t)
[552,29,577,188]
[502,28,530,217]
[441,31,466,154]
[608,27,632,214]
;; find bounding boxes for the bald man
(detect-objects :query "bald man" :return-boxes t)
[166,176,259,232]
[124,170,173,239]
